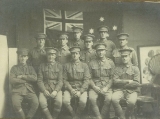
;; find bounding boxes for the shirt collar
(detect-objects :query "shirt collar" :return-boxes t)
[124,62,132,68]
[84,48,94,53]
[36,47,45,52]
[47,62,56,66]
[72,60,80,66]
[18,63,27,67]
[61,45,69,51]
[120,46,129,49]
[98,57,107,63]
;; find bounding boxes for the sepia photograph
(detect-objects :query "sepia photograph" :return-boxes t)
[0,0,160,119]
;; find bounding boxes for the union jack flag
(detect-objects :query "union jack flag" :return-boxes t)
[44,9,83,32]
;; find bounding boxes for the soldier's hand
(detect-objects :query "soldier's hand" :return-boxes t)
[128,80,133,84]
[93,86,101,93]
[102,87,108,93]
[17,75,23,79]
[71,89,77,96]
[76,91,81,98]
[43,90,51,97]
[50,91,57,98]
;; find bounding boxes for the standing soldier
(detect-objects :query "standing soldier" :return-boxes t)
[56,32,70,64]
[112,33,138,66]
[10,48,39,119]
[69,25,84,50]
[88,43,115,119]
[63,46,90,119]
[95,25,116,60]
[37,47,63,119]
[80,34,97,64]
[112,49,140,119]
[28,33,47,73]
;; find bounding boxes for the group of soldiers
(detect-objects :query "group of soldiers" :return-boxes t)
[10,25,140,119]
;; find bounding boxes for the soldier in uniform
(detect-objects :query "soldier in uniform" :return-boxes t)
[63,46,90,119]
[10,48,39,119]
[88,43,115,119]
[37,47,63,119]
[80,34,97,64]
[28,33,47,73]
[68,25,85,50]
[56,32,70,64]
[112,33,138,66]
[112,49,140,119]
[95,25,116,59]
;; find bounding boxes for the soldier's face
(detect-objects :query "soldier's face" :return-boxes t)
[99,31,108,39]
[18,55,28,64]
[119,39,128,47]
[85,41,93,49]
[121,55,131,64]
[96,49,106,58]
[37,39,45,47]
[47,53,56,62]
[60,38,68,46]
[74,32,81,39]
[71,52,80,61]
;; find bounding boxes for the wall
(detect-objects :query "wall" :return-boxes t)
[123,10,160,52]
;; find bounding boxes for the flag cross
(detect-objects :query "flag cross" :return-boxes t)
[45,10,83,32]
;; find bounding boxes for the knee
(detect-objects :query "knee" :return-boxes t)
[39,98,47,109]
[79,97,87,106]
[127,100,136,108]
[63,98,70,107]
[12,101,21,111]
[89,96,97,105]
[55,99,62,108]
[32,98,39,108]
[111,96,120,105]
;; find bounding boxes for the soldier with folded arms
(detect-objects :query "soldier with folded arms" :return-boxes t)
[112,49,140,119]
[63,46,90,119]
[37,47,63,119]
[10,48,39,119]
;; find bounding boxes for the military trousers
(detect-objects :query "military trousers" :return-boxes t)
[63,90,88,117]
[89,89,112,119]
[112,90,138,119]
[39,91,62,119]
[12,92,39,119]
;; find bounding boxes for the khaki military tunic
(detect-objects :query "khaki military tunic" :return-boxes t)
[80,49,97,64]
[37,62,63,93]
[28,47,46,73]
[57,45,70,64]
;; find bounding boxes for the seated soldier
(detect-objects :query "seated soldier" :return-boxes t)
[56,32,70,64]
[88,43,115,119]
[63,46,90,119]
[80,34,97,64]
[112,49,140,119]
[37,47,63,119]
[10,48,39,119]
